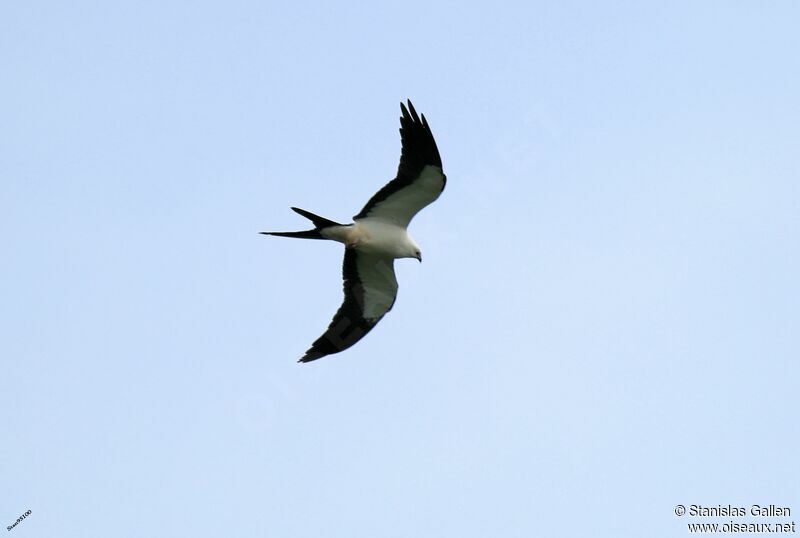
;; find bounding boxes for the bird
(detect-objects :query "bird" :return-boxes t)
[262,100,446,362]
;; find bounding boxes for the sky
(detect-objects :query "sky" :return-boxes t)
[2,1,799,536]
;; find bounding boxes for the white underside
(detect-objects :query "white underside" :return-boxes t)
[322,219,416,260]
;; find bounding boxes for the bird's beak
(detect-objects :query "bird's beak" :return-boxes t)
[416,253,422,263]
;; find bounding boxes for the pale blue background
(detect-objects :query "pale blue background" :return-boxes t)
[2,1,798,536]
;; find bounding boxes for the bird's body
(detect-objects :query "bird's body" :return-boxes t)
[263,101,445,362]
[321,219,419,259]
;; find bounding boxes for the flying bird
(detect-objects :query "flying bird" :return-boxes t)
[262,100,446,362]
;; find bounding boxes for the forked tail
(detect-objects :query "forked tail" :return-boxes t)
[261,207,344,239]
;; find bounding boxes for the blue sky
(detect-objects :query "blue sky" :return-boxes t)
[2,1,798,536]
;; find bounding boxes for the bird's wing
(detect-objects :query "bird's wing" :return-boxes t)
[300,249,398,362]
[353,100,446,229]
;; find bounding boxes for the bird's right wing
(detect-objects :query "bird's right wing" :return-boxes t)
[300,249,398,362]
[353,100,446,229]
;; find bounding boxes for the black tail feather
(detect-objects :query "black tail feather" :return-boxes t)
[290,207,342,229]
[260,230,325,239]
[260,207,344,240]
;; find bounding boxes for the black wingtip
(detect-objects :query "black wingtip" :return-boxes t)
[406,100,418,119]
[298,351,326,363]
[400,99,424,125]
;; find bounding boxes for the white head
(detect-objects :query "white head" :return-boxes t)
[404,237,422,263]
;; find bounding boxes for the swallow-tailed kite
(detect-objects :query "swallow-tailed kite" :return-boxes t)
[262,100,446,362]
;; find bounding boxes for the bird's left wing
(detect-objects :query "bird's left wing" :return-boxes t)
[300,249,398,362]
[353,100,446,229]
